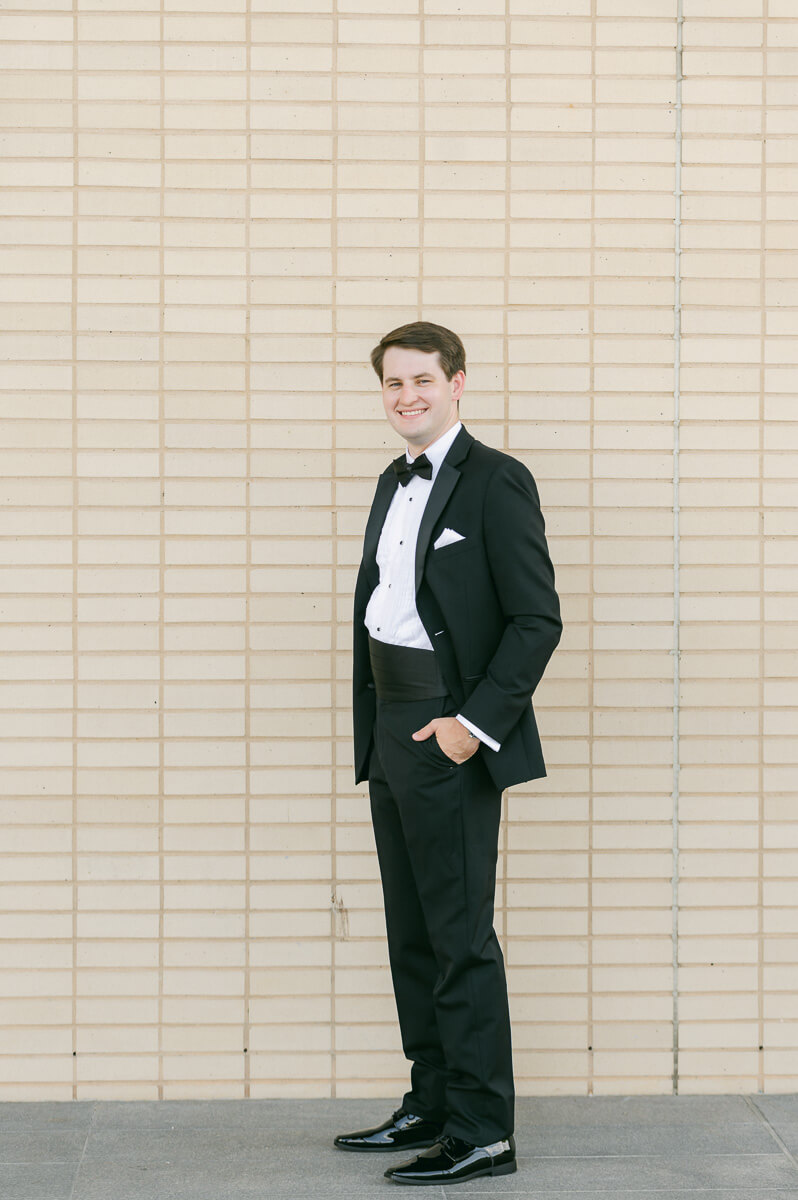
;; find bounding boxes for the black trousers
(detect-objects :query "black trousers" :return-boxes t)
[368,692,514,1145]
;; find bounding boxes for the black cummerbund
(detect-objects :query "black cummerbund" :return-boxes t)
[368,635,448,702]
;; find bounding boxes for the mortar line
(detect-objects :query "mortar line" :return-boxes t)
[756,0,767,1097]
[330,0,339,1100]
[70,0,79,1103]
[671,0,684,1097]
[157,0,165,1102]
[419,0,425,325]
[587,0,596,1097]
[498,0,509,1035]
[244,0,252,1100]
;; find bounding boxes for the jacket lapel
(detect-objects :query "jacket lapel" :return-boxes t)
[413,425,474,594]
[362,468,397,582]
[414,461,459,595]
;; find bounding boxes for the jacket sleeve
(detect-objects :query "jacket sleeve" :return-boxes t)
[457,458,562,745]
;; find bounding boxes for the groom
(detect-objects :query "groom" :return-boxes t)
[336,321,562,1186]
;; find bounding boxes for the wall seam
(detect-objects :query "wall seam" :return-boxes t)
[419,2,424,322]
[671,0,684,1098]
[757,0,767,1095]
[157,0,165,1103]
[70,0,78,1103]
[498,0,509,1042]
[330,0,339,1101]
[244,0,252,1100]
[585,0,596,1097]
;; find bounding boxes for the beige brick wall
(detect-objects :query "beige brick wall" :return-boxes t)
[0,1,795,1099]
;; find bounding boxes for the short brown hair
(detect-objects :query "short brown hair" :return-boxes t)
[370,321,466,383]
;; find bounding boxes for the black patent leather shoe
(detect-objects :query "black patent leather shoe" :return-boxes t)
[384,1132,517,1184]
[334,1107,444,1152]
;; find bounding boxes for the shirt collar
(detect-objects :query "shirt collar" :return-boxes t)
[405,420,462,482]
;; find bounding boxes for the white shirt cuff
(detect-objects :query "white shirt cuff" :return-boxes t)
[455,714,501,753]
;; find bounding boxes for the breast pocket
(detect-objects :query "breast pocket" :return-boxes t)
[430,537,476,563]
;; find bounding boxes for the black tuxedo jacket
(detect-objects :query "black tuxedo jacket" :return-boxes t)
[352,424,562,793]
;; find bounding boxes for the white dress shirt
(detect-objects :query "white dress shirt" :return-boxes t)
[365,421,500,753]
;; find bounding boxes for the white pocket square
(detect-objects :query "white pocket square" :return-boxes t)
[434,527,466,550]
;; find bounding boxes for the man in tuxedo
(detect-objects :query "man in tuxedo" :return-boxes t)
[334,322,562,1186]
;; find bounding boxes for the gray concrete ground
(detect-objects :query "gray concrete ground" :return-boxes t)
[1,1094,798,1200]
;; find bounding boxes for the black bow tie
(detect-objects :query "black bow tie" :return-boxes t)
[392,452,433,487]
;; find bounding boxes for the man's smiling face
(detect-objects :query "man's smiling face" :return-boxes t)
[380,345,465,457]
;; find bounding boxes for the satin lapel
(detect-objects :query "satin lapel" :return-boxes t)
[361,470,397,579]
[414,460,460,595]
